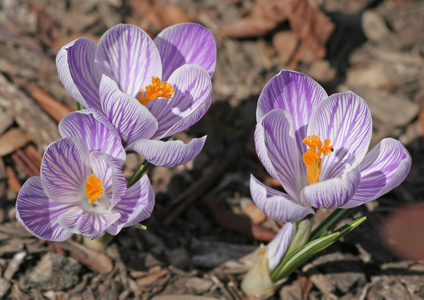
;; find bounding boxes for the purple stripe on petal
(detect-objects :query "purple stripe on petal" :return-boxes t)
[148,64,212,139]
[267,222,296,271]
[95,24,162,98]
[154,23,216,80]
[250,175,314,222]
[59,109,126,165]
[89,151,127,209]
[16,177,73,241]
[307,91,372,180]
[56,38,102,110]
[256,70,328,154]
[58,206,120,239]
[99,75,158,146]
[301,167,361,208]
[127,136,206,168]
[341,138,411,208]
[255,109,306,199]
[107,175,155,235]
[41,138,91,203]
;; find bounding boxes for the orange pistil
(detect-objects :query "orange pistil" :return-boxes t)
[302,135,333,185]
[85,174,104,204]
[138,76,174,106]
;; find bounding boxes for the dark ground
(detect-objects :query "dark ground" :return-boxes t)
[0,0,424,299]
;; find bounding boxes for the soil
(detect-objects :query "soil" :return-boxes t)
[0,0,424,299]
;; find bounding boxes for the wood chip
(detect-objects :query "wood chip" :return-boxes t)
[152,296,217,300]
[241,201,267,225]
[348,86,419,127]
[6,166,21,195]
[0,128,31,157]
[54,239,113,274]
[0,74,60,150]
[273,31,299,66]
[136,269,168,287]
[23,84,72,123]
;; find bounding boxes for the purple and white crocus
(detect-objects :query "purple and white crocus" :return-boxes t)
[16,110,154,241]
[251,70,412,224]
[56,23,215,168]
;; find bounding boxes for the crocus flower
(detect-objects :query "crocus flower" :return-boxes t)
[251,70,412,222]
[267,222,296,271]
[16,111,154,241]
[56,23,215,167]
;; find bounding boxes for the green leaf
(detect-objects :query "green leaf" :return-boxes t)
[271,216,366,281]
[309,208,354,241]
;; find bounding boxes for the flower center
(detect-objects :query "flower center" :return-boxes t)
[85,174,104,204]
[137,76,174,106]
[302,135,333,185]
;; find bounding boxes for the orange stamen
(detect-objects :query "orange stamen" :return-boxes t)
[302,135,333,185]
[138,76,174,105]
[85,174,104,204]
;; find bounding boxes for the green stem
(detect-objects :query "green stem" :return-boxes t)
[308,208,354,242]
[127,161,151,187]
[76,102,85,110]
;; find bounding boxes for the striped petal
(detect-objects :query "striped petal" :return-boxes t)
[16,177,73,241]
[301,167,361,208]
[255,109,305,199]
[250,175,314,222]
[95,24,162,98]
[341,138,412,208]
[127,136,206,168]
[99,75,158,147]
[267,222,296,271]
[154,23,216,80]
[41,138,91,203]
[107,175,155,235]
[58,206,121,239]
[56,38,102,110]
[89,151,127,209]
[59,109,126,165]
[307,91,372,180]
[256,70,328,154]
[147,64,212,139]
